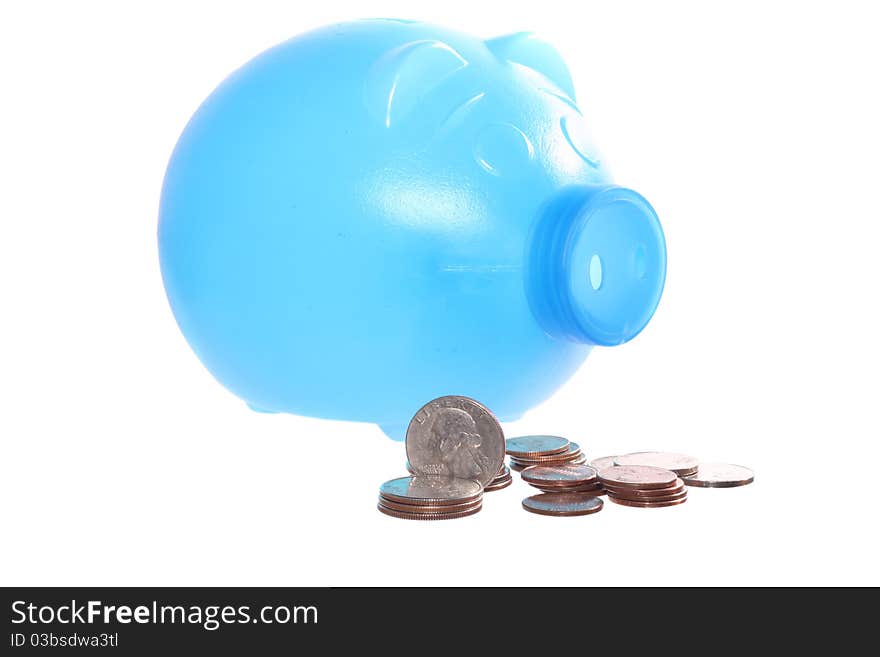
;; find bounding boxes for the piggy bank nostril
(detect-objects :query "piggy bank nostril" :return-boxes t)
[633,244,648,280]
[589,253,603,291]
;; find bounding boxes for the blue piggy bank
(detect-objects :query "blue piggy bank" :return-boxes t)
[159,20,666,439]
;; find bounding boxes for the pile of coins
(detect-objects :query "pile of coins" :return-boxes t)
[506,435,586,471]
[376,394,754,520]
[598,465,688,508]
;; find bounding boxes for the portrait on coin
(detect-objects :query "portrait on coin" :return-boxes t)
[431,407,491,480]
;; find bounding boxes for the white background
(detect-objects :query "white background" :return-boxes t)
[2,1,878,586]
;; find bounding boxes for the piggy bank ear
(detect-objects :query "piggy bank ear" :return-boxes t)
[485,32,576,101]
[365,40,469,128]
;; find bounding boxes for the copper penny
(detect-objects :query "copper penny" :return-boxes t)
[521,464,598,486]
[605,487,684,500]
[607,488,688,503]
[505,435,570,458]
[377,496,483,514]
[603,478,685,498]
[377,503,483,520]
[378,476,482,505]
[598,465,678,489]
[614,452,700,476]
[522,493,604,517]
[681,463,754,488]
[607,495,688,508]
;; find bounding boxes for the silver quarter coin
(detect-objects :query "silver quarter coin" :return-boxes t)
[405,396,505,488]
[681,463,754,488]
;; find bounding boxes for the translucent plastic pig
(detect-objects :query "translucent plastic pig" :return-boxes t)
[159,20,667,439]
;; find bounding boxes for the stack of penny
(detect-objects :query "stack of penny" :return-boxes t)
[520,464,604,496]
[506,435,586,471]
[485,465,512,491]
[598,465,688,508]
[377,475,483,520]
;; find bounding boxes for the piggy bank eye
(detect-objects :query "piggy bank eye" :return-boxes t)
[473,123,535,178]
[561,116,600,169]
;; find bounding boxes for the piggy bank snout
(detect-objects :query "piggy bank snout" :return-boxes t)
[529,185,666,346]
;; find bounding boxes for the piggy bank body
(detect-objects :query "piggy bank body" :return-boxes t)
[159,20,666,439]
